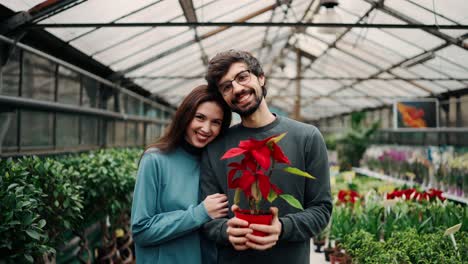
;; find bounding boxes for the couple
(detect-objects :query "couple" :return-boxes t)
[131,50,332,264]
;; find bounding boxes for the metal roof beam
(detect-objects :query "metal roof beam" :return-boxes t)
[179,0,198,23]
[1,0,85,35]
[129,76,468,81]
[25,22,468,30]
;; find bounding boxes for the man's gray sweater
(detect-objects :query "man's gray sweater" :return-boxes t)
[200,115,333,264]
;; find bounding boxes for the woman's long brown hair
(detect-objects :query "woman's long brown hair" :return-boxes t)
[145,84,232,153]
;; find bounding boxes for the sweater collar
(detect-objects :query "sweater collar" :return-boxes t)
[180,139,203,157]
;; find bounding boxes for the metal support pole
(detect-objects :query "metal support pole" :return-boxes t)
[294,48,302,121]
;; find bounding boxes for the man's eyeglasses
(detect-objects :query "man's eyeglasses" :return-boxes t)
[218,70,251,96]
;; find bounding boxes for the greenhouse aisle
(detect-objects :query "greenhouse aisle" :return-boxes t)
[310,241,328,264]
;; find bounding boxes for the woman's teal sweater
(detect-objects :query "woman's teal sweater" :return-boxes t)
[131,147,211,264]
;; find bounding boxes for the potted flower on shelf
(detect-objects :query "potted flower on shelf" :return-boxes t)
[221,132,315,236]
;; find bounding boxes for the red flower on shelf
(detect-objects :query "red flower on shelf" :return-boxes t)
[337,190,361,205]
[221,133,315,214]
[386,188,445,202]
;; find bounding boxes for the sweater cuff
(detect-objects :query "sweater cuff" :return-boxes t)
[196,202,212,223]
[278,216,293,241]
[219,221,230,245]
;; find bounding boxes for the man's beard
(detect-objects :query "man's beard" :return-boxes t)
[231,88,263,117]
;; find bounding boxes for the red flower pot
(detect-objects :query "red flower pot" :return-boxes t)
[234,209,273,236]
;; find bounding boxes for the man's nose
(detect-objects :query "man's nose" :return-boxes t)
[232,81,245,95]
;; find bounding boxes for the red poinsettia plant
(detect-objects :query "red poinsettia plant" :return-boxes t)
[221,132,315,215]
[386,188,446,202]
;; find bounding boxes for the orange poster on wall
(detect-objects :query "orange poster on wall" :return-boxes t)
[393,99,438,129]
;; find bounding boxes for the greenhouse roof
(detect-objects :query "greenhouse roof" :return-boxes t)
[2,0,468,120]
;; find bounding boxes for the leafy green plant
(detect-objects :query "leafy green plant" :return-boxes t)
[19,157,84,248]
[342,229,466,263]
[336,112,380,170]
[0,158,52,262]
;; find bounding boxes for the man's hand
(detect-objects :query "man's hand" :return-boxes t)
[245,207,281,251]
[226,204,252,251]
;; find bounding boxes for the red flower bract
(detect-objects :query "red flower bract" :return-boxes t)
[221,133,313,213]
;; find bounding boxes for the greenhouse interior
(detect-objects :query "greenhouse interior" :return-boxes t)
[0,0,467,263]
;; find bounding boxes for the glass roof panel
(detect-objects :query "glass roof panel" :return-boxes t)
[408,0,468,24]
[70,27,148,55]
[434,80,467,91]
[126,41,201,76]
[409,64,451,79]
[119,0,183,22]
[201,26,263,54]
[317,48,380,77]
[292,33,329,57]
[194,0,275,35]
[40,0,157,23]
[95,27,187,66]
[380,28,445,51]
[388,80,431,96]
[391,67,421,79]
[45,28,97,42]
[411,81,448,94]
[1,0,43,11]
[360,28,423,58]
[431,45,468,78]
[354,81,395,98]
[336,38,394,69]
[303,81,342,96]
[111,27,193,71]
[333,88,364,97]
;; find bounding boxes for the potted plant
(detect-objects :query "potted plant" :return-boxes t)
[221,133,315,235]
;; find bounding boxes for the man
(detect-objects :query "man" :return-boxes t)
[200,50,332,264]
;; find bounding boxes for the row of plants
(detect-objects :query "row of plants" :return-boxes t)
[342,228,466,263]
[314,172,467,263]
[0,148,141,263]
[362,145,468,198]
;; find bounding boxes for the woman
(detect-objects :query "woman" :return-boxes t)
[131,85,232,263]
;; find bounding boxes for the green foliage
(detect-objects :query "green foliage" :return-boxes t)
[0,158,52,262]
[58,148,140,236]
[336,112,380,170]
[0,148,141,262]
[18,157,84,248]
[342,229,466,263]
[324,134,337,151]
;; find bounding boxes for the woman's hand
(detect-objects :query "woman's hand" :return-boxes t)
[204,193,229,219]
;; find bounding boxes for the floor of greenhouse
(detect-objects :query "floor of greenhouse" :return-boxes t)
[310,240,328,264]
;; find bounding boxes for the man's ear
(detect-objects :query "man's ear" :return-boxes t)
[259,75,265,86]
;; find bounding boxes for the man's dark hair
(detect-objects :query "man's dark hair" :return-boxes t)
[205,50,267,97]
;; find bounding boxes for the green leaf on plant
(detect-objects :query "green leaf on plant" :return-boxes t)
[24,254,34,263]
[279,194,303,210]
[25,229,40,240]
[38,219,46,228]
[267,189,278,203]
[283,167,316,179]
[268,132,287,144]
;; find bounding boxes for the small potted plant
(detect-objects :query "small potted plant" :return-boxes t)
[221,133,315,235]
